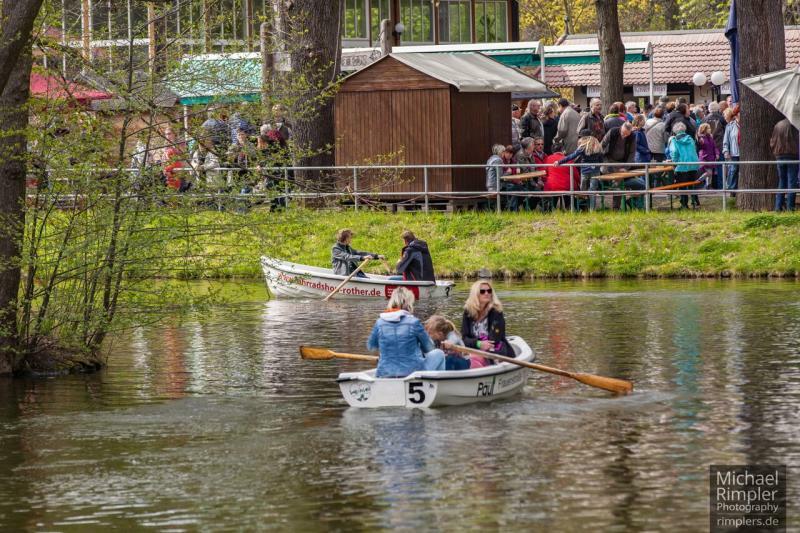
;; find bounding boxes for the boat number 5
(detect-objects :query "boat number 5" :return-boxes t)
[407,382,425,404]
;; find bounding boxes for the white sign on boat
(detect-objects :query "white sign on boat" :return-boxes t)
[260,256,454,300]
[337,336,534,408]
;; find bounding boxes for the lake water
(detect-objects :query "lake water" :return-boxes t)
[1,280,798,530]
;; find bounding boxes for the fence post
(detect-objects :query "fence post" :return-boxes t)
[644,165,651,212]
[721,162,727,212]
[569,165,575,213]
[353,167,359,211]
[284,168,290,210]
[423,166,429,213]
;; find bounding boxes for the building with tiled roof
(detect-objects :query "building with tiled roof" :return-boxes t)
[536,27,800,106]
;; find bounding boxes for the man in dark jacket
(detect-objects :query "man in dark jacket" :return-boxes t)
[664,103,697,139]
[395,231,436,282]
[520,99,544,139]
[770,118,800,212]
[577,98,606,142]
[601,123,645,209]
[331,228,383,277]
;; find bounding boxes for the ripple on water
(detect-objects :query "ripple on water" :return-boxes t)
[1,279,799,530]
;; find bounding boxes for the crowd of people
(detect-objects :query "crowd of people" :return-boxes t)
[130,104,292,202]
[492,95,800,212]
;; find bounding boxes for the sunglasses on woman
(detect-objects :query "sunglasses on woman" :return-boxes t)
[479,288,493,294]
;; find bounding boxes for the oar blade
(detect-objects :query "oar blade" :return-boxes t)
[574,373,634,395]
[299,346,336,360]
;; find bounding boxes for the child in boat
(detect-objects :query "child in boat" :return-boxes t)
[424,315,470,370]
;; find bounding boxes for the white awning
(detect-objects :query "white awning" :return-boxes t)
[741,66,800,130]
[388,52,553,94]
[393,41,543,56]
[543,42,652,64]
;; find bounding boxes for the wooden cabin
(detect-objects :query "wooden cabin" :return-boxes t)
[334,52,553,199]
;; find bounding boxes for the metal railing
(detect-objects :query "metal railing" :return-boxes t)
[27,159,800,213]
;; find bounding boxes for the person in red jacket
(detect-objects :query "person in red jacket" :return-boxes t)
[544,150,578,210]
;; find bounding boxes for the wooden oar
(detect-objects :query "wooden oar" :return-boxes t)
[449,345,633,395]
[300,344,633,395]
[380,258,394,275]
[300,345,378,362]
[323,257,371,301]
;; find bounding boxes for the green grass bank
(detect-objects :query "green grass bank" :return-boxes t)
[166,209,800,279]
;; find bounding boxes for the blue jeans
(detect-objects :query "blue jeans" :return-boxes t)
[726,156,739,192]
[422,349,446,371]
[775,157,799,211]
[502,182,522,211]
[581,172,601,210]
[612,177,646,210]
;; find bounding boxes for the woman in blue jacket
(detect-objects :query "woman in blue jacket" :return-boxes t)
[368,287,445,378]
[666,122,701,209]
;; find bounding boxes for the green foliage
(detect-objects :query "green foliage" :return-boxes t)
[519,0,728,44]
[105,209,800,280]
[743,213,800,230]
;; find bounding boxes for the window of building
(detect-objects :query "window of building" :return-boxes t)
[438,0,471,43]
[475,0,508,43]
[370,0,392,46]
[344,0,368,39]
[400,0,434,43]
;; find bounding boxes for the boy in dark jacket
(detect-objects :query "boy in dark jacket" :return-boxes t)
[395,231,436,282]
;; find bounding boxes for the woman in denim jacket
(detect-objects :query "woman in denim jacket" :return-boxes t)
[368,288,445,378]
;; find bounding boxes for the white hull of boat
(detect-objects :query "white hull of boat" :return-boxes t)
[336,337,533,408]
[261,256,454,300]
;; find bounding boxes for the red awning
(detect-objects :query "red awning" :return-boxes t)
[30,73,112,105]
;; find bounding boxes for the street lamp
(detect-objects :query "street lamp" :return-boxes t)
[692,72,708,104]
[692,72,708,87]
[710,71,726,102]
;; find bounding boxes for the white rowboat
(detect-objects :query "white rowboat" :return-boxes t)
[337,336,533,408]
[261,256,454,300]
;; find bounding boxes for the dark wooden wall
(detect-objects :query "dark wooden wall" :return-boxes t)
[336,58,452,195]
[335,57,512,198]
[450,91,511,191]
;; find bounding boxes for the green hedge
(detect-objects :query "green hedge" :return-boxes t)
[154,209,800,279]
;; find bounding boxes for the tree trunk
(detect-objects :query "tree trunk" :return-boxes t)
[0,0,42,375]
[0,50,34,375]
[663,0,680,30]
[286,0,342,172]
[595,0,624,111]
[0,0,44,95]
[147,3,168,75]
[737,0,786,211]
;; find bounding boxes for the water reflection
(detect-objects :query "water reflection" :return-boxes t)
[0,279,798,530]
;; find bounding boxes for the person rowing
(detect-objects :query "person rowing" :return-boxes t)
[331,228,384,278]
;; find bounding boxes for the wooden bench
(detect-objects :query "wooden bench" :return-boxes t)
[596,165,675,182]
[500,170,547,181]
[594,165,674,210]
[651,180,703,191]
[651,179,704,209]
